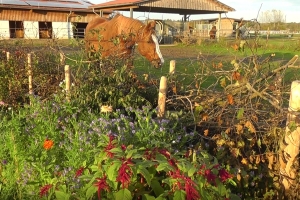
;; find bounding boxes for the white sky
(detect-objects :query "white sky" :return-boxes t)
[88,0,300,23]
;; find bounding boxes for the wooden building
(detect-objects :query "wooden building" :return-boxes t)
[190,18,246,38]
[0,0,111,39]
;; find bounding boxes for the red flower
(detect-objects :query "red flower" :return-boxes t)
[184,176,200,200]
[39,184,52,197]
[144,148,157,160]
[204,169,217,185]
[169,170,199,200]
[116,158,133,189]
[121,144,126,151]
[158,149,171,159]
[218,168,232,182]
[105,134,116,158]
[94,175,110,200]
[43,139,54,150]
[75,166,85,178]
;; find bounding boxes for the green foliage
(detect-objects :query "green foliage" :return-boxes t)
[0,99,237,199]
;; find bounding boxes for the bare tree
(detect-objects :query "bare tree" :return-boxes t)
[259,9,285,29]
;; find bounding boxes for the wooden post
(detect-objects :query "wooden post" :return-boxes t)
[60,52,65,65]
[157,76,167,118]
[280,80,300,193]
[64,65,71,102]
[6,52,10,61]
[169,60,176,74]
[27,53,33,96]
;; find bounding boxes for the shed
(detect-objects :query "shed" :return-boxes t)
[191,18,246,37]
[0,0,111,39]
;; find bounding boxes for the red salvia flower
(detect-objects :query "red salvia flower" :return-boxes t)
[158,149,171,159]
[169,169,199,200]
[75,166,85,178]
[121,144,126,151]
[116,158,133,189]
[218,168,232,182]
[104,134,116,158]
[204,169,217,185]
[144,148,157,160]
[184,176,200,200]
[39,184,52,198]
[94,175,109,200]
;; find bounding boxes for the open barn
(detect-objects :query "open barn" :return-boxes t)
[0,0,111,39]
[90,0,235,42]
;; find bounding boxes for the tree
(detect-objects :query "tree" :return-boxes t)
[259,9,285,30]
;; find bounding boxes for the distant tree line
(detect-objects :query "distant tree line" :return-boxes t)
[258,9,300,31]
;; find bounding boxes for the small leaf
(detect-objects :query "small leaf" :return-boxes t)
[235,124,243,135]
[202,113,208,121]
[86,185,97,199]
[220,77,227,88]
[107,161,122,181]
[204,129,209,136]
[174,190,186,200]
[137,166,152,185]
[114,188,132,200]
[241,158,248,165]
[187,166,197,177]
[218,182,227,196]
[257,138,261,148]
[230,193,242,200]
[245,120,256,133]
[151,179,164,197]
[227,94,234,105]
[55,191,70,200]
[143,194,156,200]
[156,162,173,172]
[288,121,298,132]
[236,174,242,181]
[236,108,244,120]
[232,71,241,81]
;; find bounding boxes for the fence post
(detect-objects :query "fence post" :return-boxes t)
[280,80,300,193]
[157,76,167,118]
[6,52,10,61]
[169,60,176,74]
[60,52,65,65]
[27,53,33,96]
[64,65,71,102]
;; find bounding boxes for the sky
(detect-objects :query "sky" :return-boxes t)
[88,0,300,23]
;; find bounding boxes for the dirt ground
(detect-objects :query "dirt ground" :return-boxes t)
[159,45,200,60]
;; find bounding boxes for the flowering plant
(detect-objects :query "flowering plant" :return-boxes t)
[52,134,238,199]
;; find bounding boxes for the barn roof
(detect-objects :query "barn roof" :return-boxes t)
[0,0,95,12]
[90,0,235,15]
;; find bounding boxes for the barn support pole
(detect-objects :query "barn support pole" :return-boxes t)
[279,81,300,195]
[67,11,72,39]
[217,13,221,41]
[130,8,133,18]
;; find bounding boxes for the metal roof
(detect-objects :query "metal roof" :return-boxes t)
[90,0,235,15]
[0,0,95,11]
